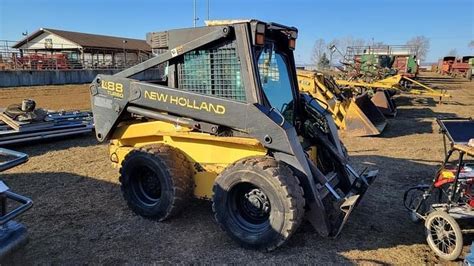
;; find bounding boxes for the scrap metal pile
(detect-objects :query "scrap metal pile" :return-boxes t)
[0,99,94,145]
[335,45,450,101]
[297,45,456,137]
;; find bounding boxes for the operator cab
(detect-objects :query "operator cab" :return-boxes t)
[250,22,299,124]
[147,20,302,130]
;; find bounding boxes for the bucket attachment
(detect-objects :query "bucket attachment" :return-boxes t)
[341,93,387,136]
[371,90,397,117]
[334,194,360,236]
[331,169,378,237]
[296,70,387,137]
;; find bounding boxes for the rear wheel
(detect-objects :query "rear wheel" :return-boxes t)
[425,210,463,261]
[119,144,193,221]
[212,157,305,250]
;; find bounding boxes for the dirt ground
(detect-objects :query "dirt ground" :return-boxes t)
[1,74,473,264]
[0,84,90,110]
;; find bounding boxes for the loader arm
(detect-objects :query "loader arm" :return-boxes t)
[91,75,305,159]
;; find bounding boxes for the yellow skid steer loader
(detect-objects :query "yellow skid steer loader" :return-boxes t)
[90,20,377,250]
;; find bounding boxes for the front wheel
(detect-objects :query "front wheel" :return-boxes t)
[119,144,193,221]
[425,210,463,261]
[212,157,305,251]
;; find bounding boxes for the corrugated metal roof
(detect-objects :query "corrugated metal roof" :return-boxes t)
[13,28,151,51]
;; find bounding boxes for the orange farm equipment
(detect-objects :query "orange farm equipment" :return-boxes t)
[437,56,456,75]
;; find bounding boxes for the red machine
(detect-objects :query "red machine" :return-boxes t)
[434,165,474,207]
[392,56,418,78]
[15,53,70,70]
[451,56,474,78]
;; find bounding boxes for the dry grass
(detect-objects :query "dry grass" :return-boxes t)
[1,74,473,264]
[0,84,90,110]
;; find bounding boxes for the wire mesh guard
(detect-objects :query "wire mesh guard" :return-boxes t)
[177,42,245,102]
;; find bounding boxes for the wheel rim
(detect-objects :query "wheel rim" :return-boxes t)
[131,165,162,206]
[228,182,271,232]
[428,216,457,255]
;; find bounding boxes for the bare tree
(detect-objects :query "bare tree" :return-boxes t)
[469,40,474,49]
[447,49,457,56]
[339,36,366,50]
[372,41,387,48]
[406,36,430,62]
[310,38,326,67]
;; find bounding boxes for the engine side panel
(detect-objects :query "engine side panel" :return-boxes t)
[109,120,267,198]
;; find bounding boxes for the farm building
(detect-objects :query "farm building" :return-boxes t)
[11,28,152,69]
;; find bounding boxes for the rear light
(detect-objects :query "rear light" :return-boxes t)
[289,38,296,50]
[256,33,265,45]
[288,30,297,50]
[256,23,266,34]
[255,23,266,46]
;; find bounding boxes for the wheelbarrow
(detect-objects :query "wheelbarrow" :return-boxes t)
[0,148,33,259]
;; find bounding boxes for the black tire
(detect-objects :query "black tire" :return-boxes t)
[212,156,305,250]
[119,144,193,221]
[425,210,463,261]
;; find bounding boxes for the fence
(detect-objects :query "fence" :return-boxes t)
[0,40,152,71]
[0,69,164,87]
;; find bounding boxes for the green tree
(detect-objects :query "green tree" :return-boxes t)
[318,52,330,70]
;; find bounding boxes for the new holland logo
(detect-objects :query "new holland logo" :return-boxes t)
[144,91,226,115]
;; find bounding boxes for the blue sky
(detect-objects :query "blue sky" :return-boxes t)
[0,0,472,63]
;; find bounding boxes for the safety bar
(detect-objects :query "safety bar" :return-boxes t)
[436,117,472,129]
[0,148,28,172]
[0,189,33,225]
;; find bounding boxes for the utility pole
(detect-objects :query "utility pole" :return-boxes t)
[207,0,210,20]
[122,40,127,67]
[22,30,29,66]
[193,0,198,27]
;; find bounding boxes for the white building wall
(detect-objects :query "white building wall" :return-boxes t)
[20,32,81,50]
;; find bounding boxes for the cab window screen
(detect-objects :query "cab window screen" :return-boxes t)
[178,42,246,102]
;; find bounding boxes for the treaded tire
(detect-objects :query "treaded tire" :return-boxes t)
[119,144,193,221]
[425,210,463,261]
[212,156,305,251]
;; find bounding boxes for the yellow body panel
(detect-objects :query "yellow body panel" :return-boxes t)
[110,120,267,199]
[297,70,347,129]
[297,69,385,136]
